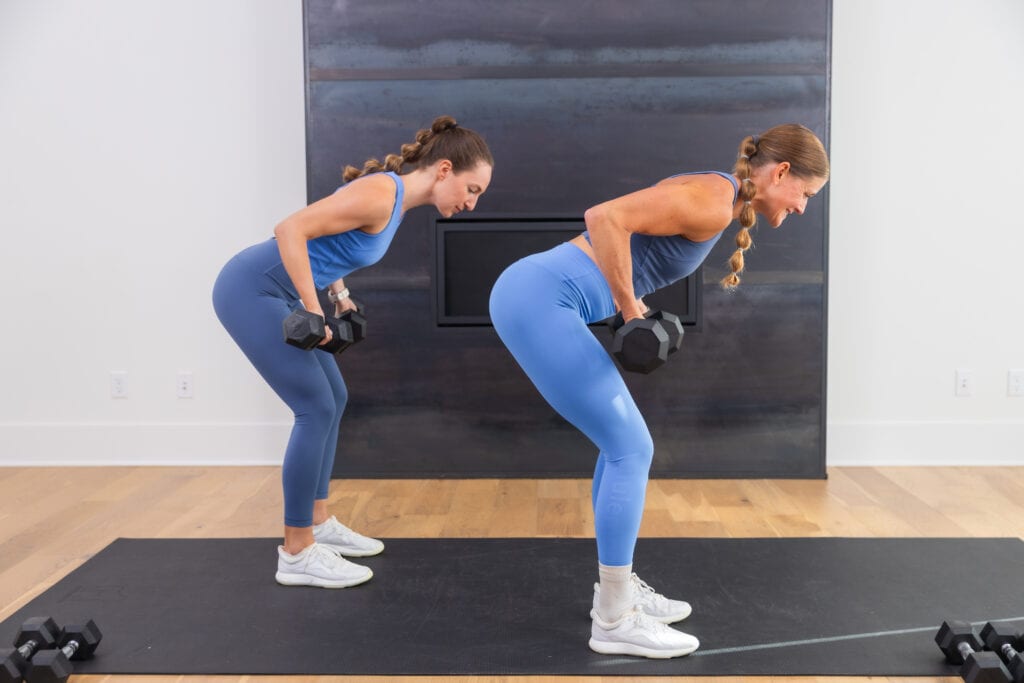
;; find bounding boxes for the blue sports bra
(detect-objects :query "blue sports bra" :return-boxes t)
[305,171,406,288]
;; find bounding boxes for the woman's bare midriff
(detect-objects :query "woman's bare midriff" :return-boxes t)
[568,233,598,263]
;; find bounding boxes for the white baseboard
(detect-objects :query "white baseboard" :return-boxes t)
[1,420,1020,468]
[827,419,1024,466]
[0,422,292,466]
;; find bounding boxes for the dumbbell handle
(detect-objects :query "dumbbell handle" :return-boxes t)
[58,639,81,660]
[17,637,45,657]
[958,640,978,661]
[1000,642,1022,661]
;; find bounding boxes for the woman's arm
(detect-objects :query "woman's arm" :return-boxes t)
[273,175,394,316]
[327,277,358,316]
[584,178,734,322]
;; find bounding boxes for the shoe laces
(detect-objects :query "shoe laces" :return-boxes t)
[324,517,360,540]
[631,574,664,602]
[309,543,347,568]
[625,607,671,632]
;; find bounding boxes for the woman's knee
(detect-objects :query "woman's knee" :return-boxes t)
[604,429,654,471]
[294,388,339,427]
[331,382,348,420]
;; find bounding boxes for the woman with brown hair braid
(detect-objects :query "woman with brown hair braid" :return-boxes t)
[213,115,492,588]
[489,123,827,658]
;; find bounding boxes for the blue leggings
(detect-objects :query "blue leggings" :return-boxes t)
[489,243,654,567]
[212,239,347,527]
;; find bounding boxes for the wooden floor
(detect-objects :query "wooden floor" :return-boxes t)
[2,465,1023,683]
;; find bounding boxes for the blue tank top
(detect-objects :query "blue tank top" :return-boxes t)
[305,171,405,288]
[584,171,738,297]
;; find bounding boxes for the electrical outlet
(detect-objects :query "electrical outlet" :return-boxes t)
[176,371,194,399]
[955,368,973,397]
[110,371,128,398]
[1009,369,1024,398]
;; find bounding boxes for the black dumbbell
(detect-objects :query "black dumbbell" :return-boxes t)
[647,310,683,354]
[283,309,327,349]
[935,620,1011,683]
[336,299,367,345]
[24,621,101,683]
[320,315,356,354]
[982,622,1024,683]
[321,299,368,355]
[609,309,685,374]
[283,306,365,355]
[0,617,59,683]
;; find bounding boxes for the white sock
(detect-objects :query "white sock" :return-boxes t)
[597,563,633,622]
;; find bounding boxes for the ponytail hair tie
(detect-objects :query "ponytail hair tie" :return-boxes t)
[740,154,750,160]
[742,177,754,183]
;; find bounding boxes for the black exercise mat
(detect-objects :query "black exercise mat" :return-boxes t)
[3,537,1024,676]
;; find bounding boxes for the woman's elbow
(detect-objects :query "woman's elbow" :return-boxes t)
[273,219,296,241]
[583,204,608,230]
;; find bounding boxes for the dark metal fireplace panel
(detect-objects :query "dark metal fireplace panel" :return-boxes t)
[303,0,832,478]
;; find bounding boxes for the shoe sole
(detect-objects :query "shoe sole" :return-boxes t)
[275,568,373,588]
[317,542,384,557]
[588,637,699,659]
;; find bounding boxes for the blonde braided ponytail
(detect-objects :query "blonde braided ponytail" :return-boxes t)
[721,124,829,289]
[721,135,758,289]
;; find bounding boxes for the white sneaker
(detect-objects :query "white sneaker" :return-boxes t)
[593,573,692,623]
[589,608,699,659]
[312,515,384,557]
[275,543,373,588]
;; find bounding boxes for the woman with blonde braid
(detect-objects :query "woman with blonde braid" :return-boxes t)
[489,124,828,657]
[214,116,493,588]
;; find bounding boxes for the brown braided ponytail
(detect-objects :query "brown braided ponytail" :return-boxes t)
[721,124,829,289]
[342,115,493,183]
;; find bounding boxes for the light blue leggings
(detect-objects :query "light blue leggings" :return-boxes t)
[212,239,346,527]
[489,243,654,566]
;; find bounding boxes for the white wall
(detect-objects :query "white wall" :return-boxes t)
[0,1,305,464]
[828,0,1024,464]
[0,0,1020,467]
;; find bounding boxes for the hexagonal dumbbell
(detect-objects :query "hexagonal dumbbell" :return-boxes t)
[320,315,356,355]
[282,309,327,349]
[609,308,684,374]
[320,299,367,355]
[25,620,102,683]
[337,299,367,345]
[0,617,59,683]
[283,305,365,356]
[935,620,1011,683]
[982,622,1024,683]
[647,310,684,355]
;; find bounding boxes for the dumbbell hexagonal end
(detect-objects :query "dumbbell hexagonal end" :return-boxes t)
[59,620,102,659]
[1009,655,1024,683]
[982,622,1020,653]
[283,311,325,349]
[0,648,28,683]
[320,318,354,355]
[15,617,59,650]
[961,651,1012,683]
[612,319,670,374]
[343,310,367,343]
[650,310,685,354]
[24,649,72,683]
[937,620,982,664]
